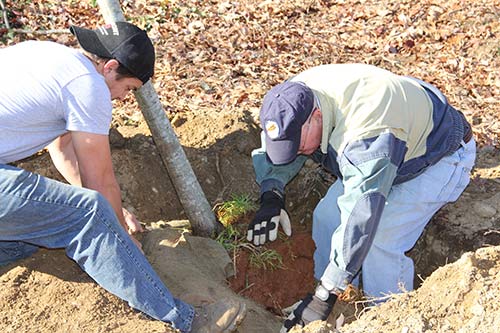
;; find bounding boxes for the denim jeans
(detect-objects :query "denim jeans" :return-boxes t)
[312,139,476,299]
[0,164,194,332]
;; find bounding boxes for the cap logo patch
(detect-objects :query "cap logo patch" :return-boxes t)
[99,23,119,36]
[265,120,279,139]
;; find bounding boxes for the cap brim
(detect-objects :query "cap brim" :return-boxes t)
[70,26,112,58]
[265,135,300,165]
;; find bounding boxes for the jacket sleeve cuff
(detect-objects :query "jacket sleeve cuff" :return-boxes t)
[260,179,285,196]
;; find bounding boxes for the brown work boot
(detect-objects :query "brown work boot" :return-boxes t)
[190,297,246,333]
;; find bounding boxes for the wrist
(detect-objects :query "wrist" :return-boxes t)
[260,179,285,196]
[261,189,284,203]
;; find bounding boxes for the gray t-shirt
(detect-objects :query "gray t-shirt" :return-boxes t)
[0,41,112,164]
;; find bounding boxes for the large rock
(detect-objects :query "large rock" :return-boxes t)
[142,222,282,333]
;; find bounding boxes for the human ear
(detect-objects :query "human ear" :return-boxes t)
[103,59,120,73]
[298,108,322,155]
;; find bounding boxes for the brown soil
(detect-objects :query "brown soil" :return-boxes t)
[1,0,499,332]
[0,250,174,333]
[229,227,316,315]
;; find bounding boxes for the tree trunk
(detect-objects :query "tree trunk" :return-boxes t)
[96,0,219,237]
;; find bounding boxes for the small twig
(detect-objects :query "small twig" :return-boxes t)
[0,0,9,30]
[233,246,237,279]
[215,152,226,187]
[381,56,405,69]
[214,181,232,204]
[237,282,255,295]
[11,28,70,35]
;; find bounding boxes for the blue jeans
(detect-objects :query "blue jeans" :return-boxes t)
[0,164,194,332]
[312,139,476,298]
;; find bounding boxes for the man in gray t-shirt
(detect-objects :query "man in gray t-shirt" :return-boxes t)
[0,22,245,333]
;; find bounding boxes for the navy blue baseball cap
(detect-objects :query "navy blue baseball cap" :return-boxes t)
[260,81,315,165]
[70,22,155,84]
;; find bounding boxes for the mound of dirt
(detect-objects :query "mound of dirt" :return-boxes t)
[342,245,500,333]
[0,250,176,333]
[290,245,500,333]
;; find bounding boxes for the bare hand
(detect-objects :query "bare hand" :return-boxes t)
[122,208,144,254]
[122,208,144,235]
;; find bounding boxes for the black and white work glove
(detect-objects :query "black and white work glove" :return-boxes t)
[281,285,337,332]
[247,190,291,246]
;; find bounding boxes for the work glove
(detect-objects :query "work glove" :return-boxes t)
[247,190,291,246]
[281,291,337,332]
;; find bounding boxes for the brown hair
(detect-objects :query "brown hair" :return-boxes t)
[84,51,136,80]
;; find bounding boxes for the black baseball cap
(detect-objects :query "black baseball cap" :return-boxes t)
[70,22,155,84]
[260,81,315,165]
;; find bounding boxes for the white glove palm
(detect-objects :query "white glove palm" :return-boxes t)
[247,191,292,246]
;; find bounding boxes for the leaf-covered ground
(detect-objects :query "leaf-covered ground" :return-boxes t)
[2,0,498,148]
